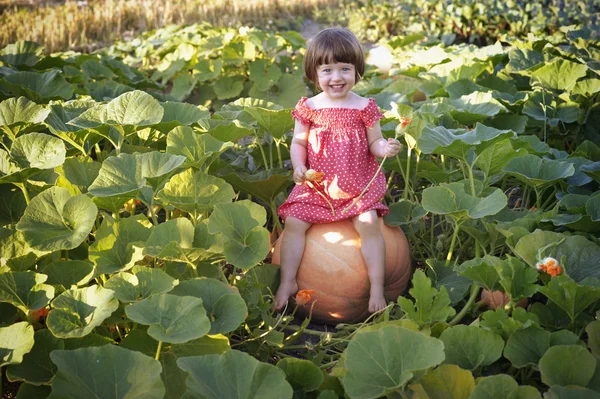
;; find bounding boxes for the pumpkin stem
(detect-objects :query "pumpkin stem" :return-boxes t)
[306,181,335,216]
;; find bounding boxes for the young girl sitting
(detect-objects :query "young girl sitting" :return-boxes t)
[274,27,401,313]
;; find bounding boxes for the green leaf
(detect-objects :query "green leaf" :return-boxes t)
[11,132,66,170]
[204,119,255,142]
[177,349,293,399]
[506,48,544,73]
[496,256,538,301]
[55,157,101,195]
[475,139,527,179]
[514,230,600,282]
[249,59,282,91]
[49,345,165,399]
[105,266,177,302]
[450,92,508,124]
[586,321,600,357]
[244,107,294,140]
[0,322,34,367]
[41,260,94,290]
[457,257,501,292]
[0,97,50,139]
[427,259,471,304]
[418,123,514,162]
[0,227,39,271]
[6,329,64,385]
[439,325,504,370]
[157,168,235,214]
[277,357,324,393]
[213,76,244,100]
[16,186,97,252]
[538,345,596,387]
[409,364,475,399]
[16,384,50,399]
[170,278,247,335]
[342,326,445,398]
[469,374,527,399]
[504,154,575,190]
[503,326,550,369]
[0,70,73,102]
[544,386,600,399]
[207,200,270,269]
[89,214,151,275]
[46,285,118,338]
[537,275,600,324]
[0,41,44,67]
[532,59,589,91]
[221,169,292,204]
[0,271,54,311]
[398,270,456,326]
[422,183,507,223]
[68,90,164,128]
[166,126,233,169]
[573,79,600,95]
[125,293,210,344]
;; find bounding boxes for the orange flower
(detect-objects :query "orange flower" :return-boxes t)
[295,289,316,305]
[399,117,412,129]
[305,169,324,183]
[536,257,562,277]
[32,307,49,322]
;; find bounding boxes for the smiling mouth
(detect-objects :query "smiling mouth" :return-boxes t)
[330,84,345,89]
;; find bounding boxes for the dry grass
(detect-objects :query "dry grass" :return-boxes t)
[0,0,340,53]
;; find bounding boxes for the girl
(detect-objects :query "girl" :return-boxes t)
[274,28,401,313]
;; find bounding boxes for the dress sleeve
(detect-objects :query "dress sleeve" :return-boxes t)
[360,98,384,128]
[291,97,313,126]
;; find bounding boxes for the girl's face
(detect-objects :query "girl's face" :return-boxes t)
[316,62,356,99]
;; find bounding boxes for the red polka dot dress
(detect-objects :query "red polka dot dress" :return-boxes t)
[278,97,390,224]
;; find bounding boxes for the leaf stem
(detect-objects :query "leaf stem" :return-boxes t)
[275,140,284,169]
[449,285,479,326]
[155,340,163,361]
[404,148,412,200]
[445,221,461,266]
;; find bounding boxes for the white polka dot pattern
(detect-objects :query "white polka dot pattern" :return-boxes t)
[278,97,389,223]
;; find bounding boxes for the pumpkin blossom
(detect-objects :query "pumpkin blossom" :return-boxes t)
[399,116,412,129]
[295,289,316,305]
[535,257,563,277]
[305,169,324,183]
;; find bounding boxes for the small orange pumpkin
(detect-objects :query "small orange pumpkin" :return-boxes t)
[480,289,529,310]
[272,219,411,324]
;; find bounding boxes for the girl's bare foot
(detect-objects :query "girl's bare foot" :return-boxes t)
[274,280,299,311]
[368,293,387,313]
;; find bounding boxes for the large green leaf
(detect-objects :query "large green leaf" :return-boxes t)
[422,183,507,223]
[514,230,600,281]
[0,271,54,312]
[170,278,247,334]
[46,285,118,338]
[0,227,39,271]
[6,329,63,385]
[0,41,44,67]
[166,126,233,169]
[68,90,164,128]
[539,345,596,387]
[0,70,73,102]
[475,139,527,180]
[504,154,575,189]
[342,326,445,398]
[40,260,94,290]
[244,107,294,140]
[277,358,323,393]
[496,256,538,301]
[11,132,66,170]
[503,326,558,369]
[469,374,539,399]
[125,293,210,344]
[49,345,165,399]
[221,169,292,204]
[450,92,508,124]
[177,349,293,399]
[537,275,600,324]
[544,386,600,399]
[249,59,282,91]
[0,322,34,368]
[0,97,50,139]
[213,76,245,100]
[439,325,504,370]
[16,186,97,251]
[398,269,456,326]
[157,168,235,214]
[206,200,270,269]
[532,59,589,92]
[457,256,501,292]
[418,123,514,162]
[204,119,255,142]
[105,266,177,302]
[409,364,475,399]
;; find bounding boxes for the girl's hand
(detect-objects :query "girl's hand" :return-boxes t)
[293,165,308,185]
[384,138,401,157]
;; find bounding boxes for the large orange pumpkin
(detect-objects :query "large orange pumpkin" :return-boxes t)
[272,219,411,324]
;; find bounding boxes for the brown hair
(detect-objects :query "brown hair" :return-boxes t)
[303,28,365,89]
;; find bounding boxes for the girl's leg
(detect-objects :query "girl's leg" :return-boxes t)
[351,210,387,312]
[274,216,312,311]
